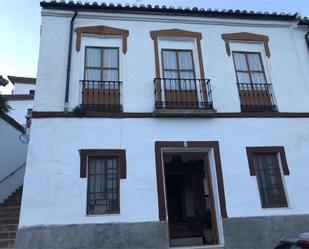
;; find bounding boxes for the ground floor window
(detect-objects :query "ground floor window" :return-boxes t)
[246,147,289,208]
[87,156,119,214]
[79,149,126,215]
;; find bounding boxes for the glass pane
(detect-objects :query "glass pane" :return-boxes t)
[162,50,177,70]
[85,69,101,81]
[86,48,101,67]
[179,72,195,90]
[178,51,193,70]
[233,53,248,71]
[247,54,262,71]
[87,156,119,214]
[163,78,179,90]
[251,72,266,84]
[163,71,178,79]
[253,153,287,207]
[103,48,118,68]
[237,72,250,83]
[179,71,194,79]
[103,70,118,81]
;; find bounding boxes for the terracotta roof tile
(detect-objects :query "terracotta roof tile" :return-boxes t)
[40,1,309,24]
[7,75,36,85]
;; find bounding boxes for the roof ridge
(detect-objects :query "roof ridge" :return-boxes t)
[40,0,309,23]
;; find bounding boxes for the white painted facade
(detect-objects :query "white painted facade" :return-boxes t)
[20,6,309,246]
[34,11,309,113]
[0,117,27,203]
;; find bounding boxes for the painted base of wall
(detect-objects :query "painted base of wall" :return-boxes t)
[15,221,169,249]
[223,214,309,249]
[15,215,309,249]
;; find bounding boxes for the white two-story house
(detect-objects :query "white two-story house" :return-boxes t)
[16,1,309,249]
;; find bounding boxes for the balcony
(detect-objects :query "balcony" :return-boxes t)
[237,83,277,112]
[154,78,213,110]
[80,80,123,112]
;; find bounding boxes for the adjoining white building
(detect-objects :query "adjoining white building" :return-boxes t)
[0,113,27,203]
[15,1,309,249]
[4,76,36,125]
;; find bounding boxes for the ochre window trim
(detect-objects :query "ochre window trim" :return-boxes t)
[75,25,129,54]
[221,32,271,57]
[79,149,126,178]
[246,146,290,176]
[150,29,205,79]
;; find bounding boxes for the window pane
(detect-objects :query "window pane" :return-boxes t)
[251,72,266,84]
[178,51,193,70]
[233,53,248,71]
[103,48,118,68]
[103,70,118,81]
[247,54,262,71]
[163,71,178,79]
[162,50,177,70]
[162,77,179,90]
[179,72,195,90]
[253,153,287,208]
[86,48,101,67]
[87,156,119,214]
[237,72,250,83]
[179,71,194,79]
[85,69,101,81]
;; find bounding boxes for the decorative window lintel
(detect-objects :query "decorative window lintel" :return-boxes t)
[222,32,271,57]
[75,25,129,54]
[79,149,126,179]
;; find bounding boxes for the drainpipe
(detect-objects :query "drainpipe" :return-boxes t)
[304,25,309,93]
[64,11,78,112]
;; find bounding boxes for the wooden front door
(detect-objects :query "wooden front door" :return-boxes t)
[161,49,198,108]
[164,155,218,245]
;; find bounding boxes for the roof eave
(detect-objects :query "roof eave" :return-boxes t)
[40,1,300,23]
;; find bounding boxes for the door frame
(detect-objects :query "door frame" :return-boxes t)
[154,141,228,245]
[163,152,219,244]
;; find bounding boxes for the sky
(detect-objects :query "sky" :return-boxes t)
[0,0,308,93]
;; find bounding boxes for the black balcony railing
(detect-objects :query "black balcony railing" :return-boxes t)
[80,80,123,112]
[154,78,213,110]
[237,83,277,112]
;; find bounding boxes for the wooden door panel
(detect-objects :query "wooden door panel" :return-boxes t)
[82,89,120,106]
[164,90,198,108]
[239,90,272,107]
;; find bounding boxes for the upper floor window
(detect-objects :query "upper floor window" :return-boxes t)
[232,51,277,112]
[151,28,213,111]
[162,49,195,80]
[232,52,266,84]
[84,47,119,81]
[81,47,122,112]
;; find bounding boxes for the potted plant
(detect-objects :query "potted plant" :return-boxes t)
[195,209,213,243]
[73,105,85,117]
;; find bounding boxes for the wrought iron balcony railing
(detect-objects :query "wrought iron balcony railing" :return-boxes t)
[237,83,277,112]
[154,78,213,110]
[80,80,123,112]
